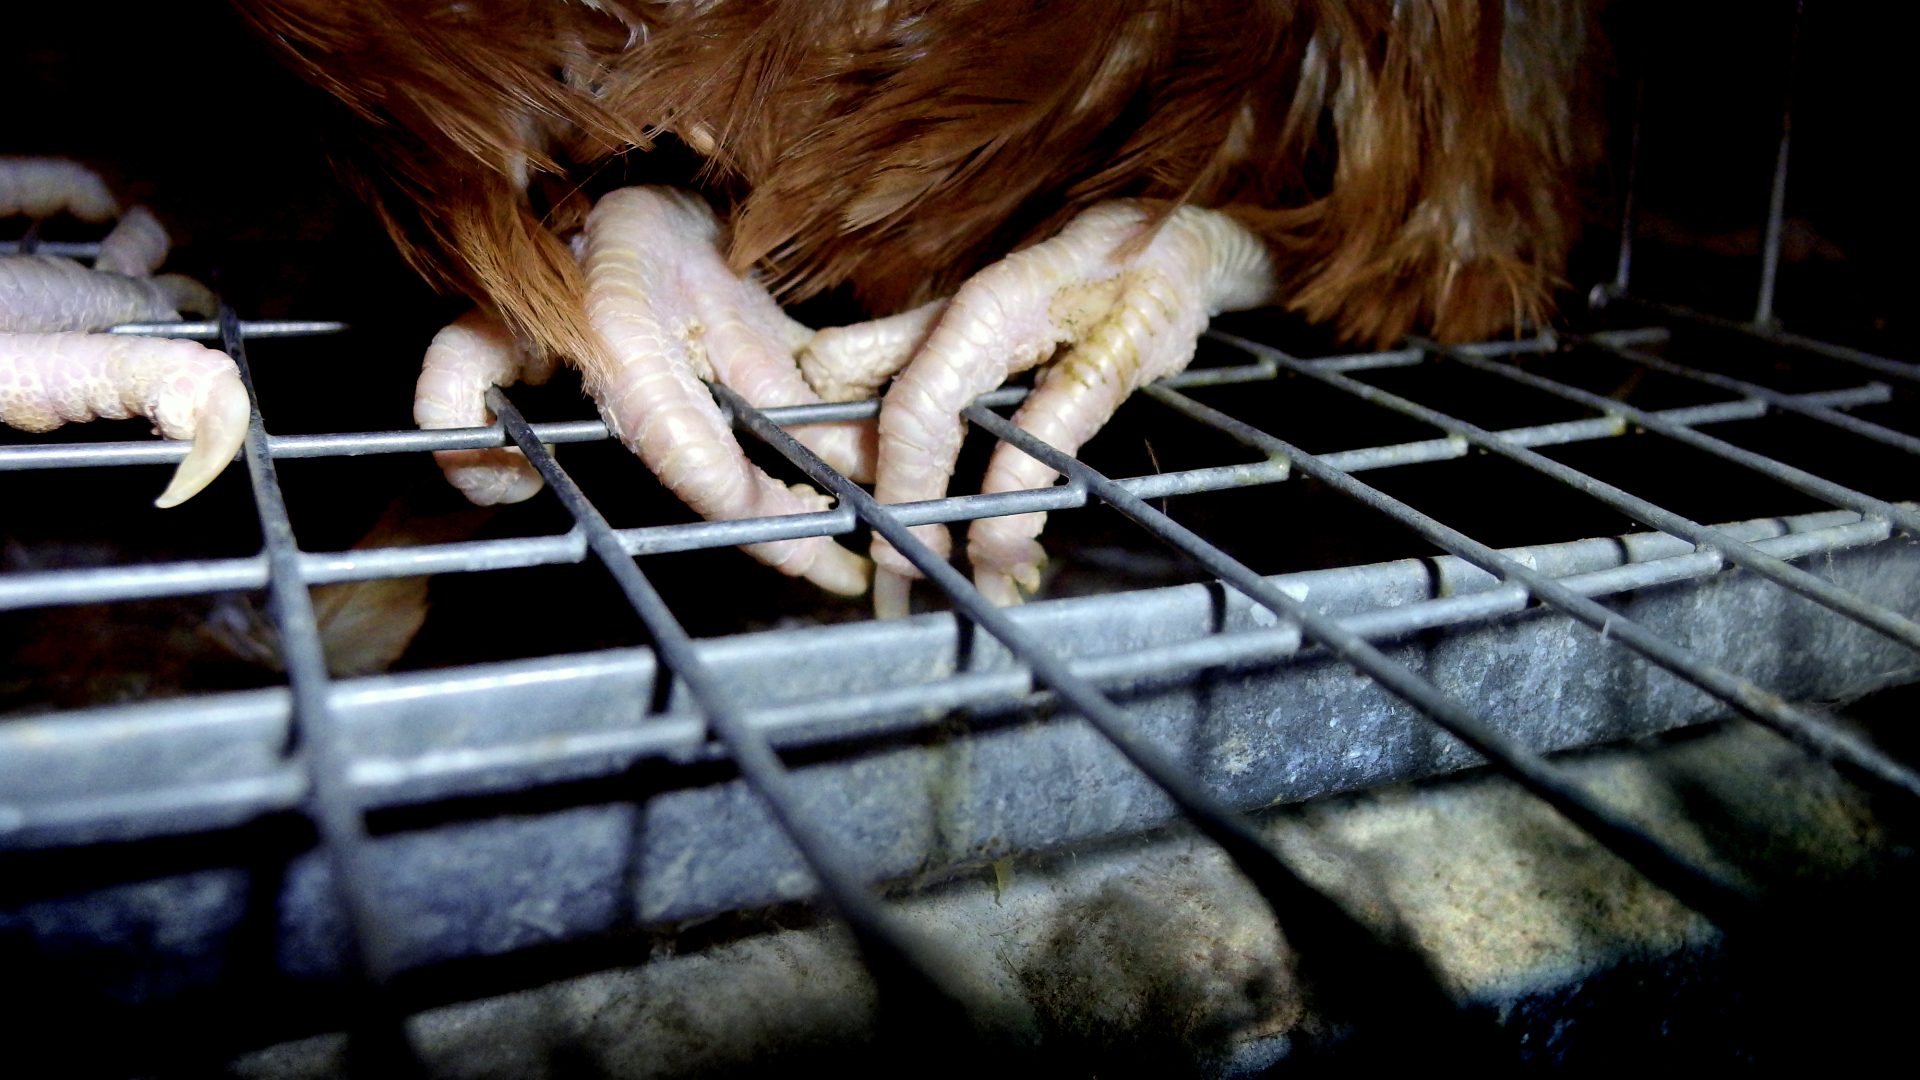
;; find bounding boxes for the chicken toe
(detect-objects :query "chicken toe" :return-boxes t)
[799,299,945,404]
[93,206,171,278]
[0,157,117,223]
[415,310,558,505]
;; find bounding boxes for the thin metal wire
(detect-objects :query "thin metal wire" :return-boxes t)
[105,319,350,339]
[1188,335,1920,797]
[218,306,424,1073]
[1578,333,1920,457]
[764,448,1495,1050]
[1614,71,1647,295]
[1270,332,1920,654]
[1438,340,1920,538]
[483,386,1008,1040]
[0,381,1890,612]
[1605,292,1920,388]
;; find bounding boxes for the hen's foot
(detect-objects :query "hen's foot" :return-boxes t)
[580,187,871,596]
[869,202,1277,616]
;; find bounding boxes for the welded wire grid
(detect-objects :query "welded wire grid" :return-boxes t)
[5,7,1919,1064]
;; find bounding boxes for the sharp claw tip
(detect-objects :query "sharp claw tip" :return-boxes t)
[153,443,233,508]
[154,374,249,508]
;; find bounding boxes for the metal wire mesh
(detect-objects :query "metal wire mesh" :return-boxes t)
[4,2,1918,1068]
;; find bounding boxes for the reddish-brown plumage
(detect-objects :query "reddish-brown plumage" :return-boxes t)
[233,0,1600,361]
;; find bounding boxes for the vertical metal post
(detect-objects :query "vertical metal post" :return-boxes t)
[221,308,424,1075]
[1755,0,1805,328]
[1613,73,1647,296]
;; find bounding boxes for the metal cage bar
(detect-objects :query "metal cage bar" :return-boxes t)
[942,393,1766,927]
[0,348,1892,613]
[1439,340,1920,537]
[710,381,1530,1037]
[1579,332,1920,457]
[1223,332,1920,656]
[216,307,426,1070]
[482,387,1005,1038]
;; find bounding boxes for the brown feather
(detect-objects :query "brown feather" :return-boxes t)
[231,0,1602,358]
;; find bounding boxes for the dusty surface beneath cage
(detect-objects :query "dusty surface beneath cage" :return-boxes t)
[229,687,1918,1076]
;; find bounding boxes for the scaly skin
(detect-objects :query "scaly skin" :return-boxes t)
[0,255,212,333]
[0,332,248,507]
[799,299,945,403]
[2,163,242,507]
[870,202,1279,616]
[580,187,870,596]
[415,310,558,505]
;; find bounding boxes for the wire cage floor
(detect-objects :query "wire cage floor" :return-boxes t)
[4,0,1918,1073]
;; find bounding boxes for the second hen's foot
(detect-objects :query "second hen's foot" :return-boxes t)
[870,202,1278,616]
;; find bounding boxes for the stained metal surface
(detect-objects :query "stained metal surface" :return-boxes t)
[5,507,1914,970]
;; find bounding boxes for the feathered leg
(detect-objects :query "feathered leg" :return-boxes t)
[870,202,1277,616]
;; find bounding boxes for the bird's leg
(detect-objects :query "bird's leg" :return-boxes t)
[870,202,1277,615]
[0,332,248,506]
[579,186,870,596]
[414,309,558,505]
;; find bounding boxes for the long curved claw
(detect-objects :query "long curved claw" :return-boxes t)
[870,202,1278,613]
[155,368,249,508]
[581,187,871,597]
